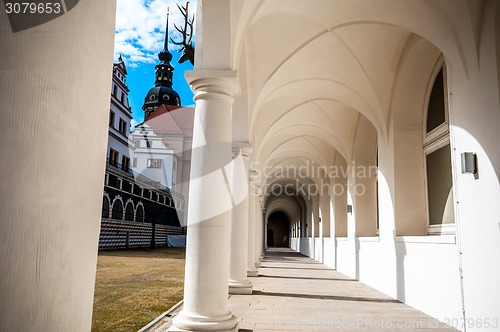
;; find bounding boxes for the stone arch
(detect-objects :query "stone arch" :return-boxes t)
[390,35,443,235]
[111,195,124,220]
[267,210,291,247]
[135,202,145,222]
[352,115,378,237]
[102,193,110,218]
[124,199,134,221]
[234,0,476,79]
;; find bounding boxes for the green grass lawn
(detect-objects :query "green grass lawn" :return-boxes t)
[91,248,185,332]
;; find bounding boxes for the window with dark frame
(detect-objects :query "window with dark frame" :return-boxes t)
[109,111,115,127]
[122,156,130,172]
[125,203,134,221]
[136,205,144,222]
[119,118,127,135]
[111,200,123,220]
[109,148,119,166]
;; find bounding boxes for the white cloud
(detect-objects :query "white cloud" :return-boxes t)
[130,118,141,130]
[114,0,197,66]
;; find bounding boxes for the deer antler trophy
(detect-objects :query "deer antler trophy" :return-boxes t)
[171,2,195,65]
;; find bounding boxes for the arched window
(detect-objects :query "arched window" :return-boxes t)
[424,64,455,234]
[112,200,123,220]
[102,196,110,218]
[136,205,144,222]
[125,202,134,221]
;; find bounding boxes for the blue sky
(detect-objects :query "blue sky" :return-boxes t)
[113,0,196,127]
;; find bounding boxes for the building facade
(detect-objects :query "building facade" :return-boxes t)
[130,10,194,227]
[100,55,184,249]
[131,104,194,226]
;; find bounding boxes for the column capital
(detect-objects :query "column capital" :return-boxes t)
[185,70,240,102]
[248,167,260,185]
[232,142,252,158]
[249,169,260,181]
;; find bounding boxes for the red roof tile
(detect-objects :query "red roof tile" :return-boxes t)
[140,104,194,137]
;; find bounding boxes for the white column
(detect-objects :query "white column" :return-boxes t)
[258,197,266,255]
[262,203,266,256]
[247,179,258,277]
[0,3,116,331]
[169,70,239,332]
[228,145,252,294]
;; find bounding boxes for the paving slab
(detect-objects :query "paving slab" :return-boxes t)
[147,247,458,332]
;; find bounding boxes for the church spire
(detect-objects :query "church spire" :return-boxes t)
[155,8,174,88]
[142,8,181,117]
[163,7,170,52]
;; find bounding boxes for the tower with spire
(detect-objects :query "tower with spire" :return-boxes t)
[142,8,181,119]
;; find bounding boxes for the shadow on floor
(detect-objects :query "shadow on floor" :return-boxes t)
[252,290,401,303]
[258,274,355,281]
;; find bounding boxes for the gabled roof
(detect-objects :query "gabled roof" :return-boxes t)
[114,60,127,75]
[139,104,194,137]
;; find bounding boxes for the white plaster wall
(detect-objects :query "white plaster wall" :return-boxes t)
[335,238,354,278]
[299,236,463,329]
[0,1,117,331]
[322,237,336,269]
[394,238,462,325]
[446,5,500,329]
[314,237,322,263]
[356,238,397,298]
[298,237,312,257]
[132,135,175,188]
[355,236,462,324]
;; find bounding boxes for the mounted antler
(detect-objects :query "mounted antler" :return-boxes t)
[170,2,195,65]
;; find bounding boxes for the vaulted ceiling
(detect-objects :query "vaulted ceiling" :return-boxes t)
[229,0,482,209]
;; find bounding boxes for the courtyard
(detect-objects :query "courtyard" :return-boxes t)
[91,248,185,332]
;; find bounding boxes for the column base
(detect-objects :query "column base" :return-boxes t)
[258,256,264,262]
[229,280,253,295]
[254,261,262,268]
[247,269,258,277]
[168,311,239,332]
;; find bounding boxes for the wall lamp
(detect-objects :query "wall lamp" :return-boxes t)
[461,152,478,175]
[347,205,353,214]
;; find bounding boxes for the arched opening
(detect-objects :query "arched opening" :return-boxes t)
[267,211,290,248]
[111,200,123,220]
[124,202,134,221]
[136,205,144,222]
[102,196,109,218]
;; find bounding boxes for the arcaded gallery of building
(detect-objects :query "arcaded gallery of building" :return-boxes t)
[1,1,499,332]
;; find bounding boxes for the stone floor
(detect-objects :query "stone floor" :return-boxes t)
[149,248,457,332]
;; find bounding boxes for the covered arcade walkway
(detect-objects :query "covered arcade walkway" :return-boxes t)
[153,248,456,332]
